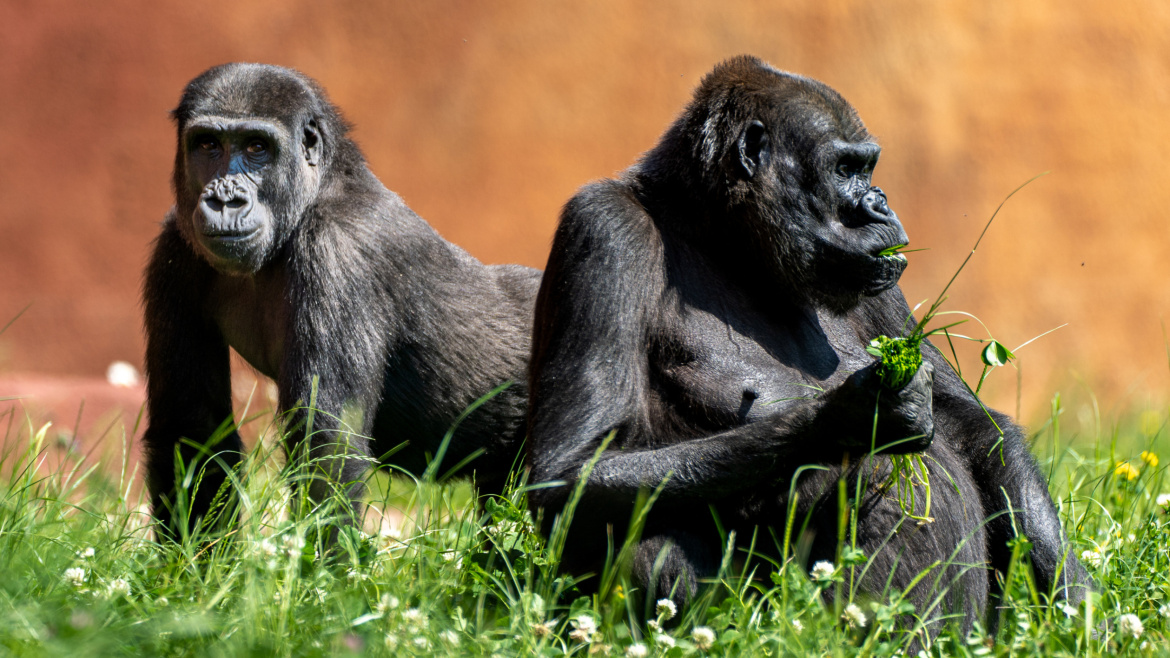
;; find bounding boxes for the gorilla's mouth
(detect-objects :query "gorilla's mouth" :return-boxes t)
[874,243,908,263]
[203,228,260,242]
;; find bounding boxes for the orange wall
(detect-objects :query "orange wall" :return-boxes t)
[2,1,1169,419]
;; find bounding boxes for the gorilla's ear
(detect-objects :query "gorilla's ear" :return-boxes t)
[737,120,769,179]
[303,118,322,167]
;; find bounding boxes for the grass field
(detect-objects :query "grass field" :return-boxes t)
[0,393,1168,657]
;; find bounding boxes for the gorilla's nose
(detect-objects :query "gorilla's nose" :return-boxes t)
[863,187,892,218]
[200,178,254,232]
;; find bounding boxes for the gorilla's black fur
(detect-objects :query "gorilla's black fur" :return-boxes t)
[143,63,538,537]
[526,56,1089,631]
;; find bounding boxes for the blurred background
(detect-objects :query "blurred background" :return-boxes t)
[1,0,1169,441]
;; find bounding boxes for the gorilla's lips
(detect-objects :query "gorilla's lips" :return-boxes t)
[198,226,262,265]
[876,243,908,263]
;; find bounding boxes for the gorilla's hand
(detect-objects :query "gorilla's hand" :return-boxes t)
[823,360,934,454]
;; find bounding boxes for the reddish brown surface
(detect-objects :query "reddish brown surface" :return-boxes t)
[2,1,1169,448]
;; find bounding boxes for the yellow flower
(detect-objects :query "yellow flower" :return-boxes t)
[1141,451,1159,468]
[1115,461,1140,481]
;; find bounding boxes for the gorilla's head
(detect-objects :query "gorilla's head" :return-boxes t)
[647,55,909,310]
[170,63,352,275]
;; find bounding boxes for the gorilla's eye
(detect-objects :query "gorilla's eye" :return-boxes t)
[195,136,219,152]
[246,139,269,155]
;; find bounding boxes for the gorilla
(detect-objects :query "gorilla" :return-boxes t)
[143,63,539,538]
[526,56,1089,632]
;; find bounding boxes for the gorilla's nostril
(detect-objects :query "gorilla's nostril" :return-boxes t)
[225,197,247,209]
[204,196,225,213]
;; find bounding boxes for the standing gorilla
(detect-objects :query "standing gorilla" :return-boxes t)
[527,56,1089,629]
[144,63,539,538]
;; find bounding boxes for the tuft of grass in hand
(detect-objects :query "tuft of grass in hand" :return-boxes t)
[866,335,924,390]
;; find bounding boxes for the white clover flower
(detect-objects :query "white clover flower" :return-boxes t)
[106,361,140,388]
[811,560,836,581]
[64,567,87,587]
[376,594,400,614]
[1159,603,1170,619]
[412,636,429,649]
[646,619,661,632]
[156,596,169,607]
[282,534,305,557]
[568,628,593,644]
[573,615,598,635]
[77,547,95,560]
[107,578,130,597]
[656,598,677,620]
[383,634,398,649]
[1080,549,1103,569]
[625,643,649,658]
[1059,603,1078,618]
[402,608,428,631]
[843,603,867,629]
[440,630,459,646]
[655,633,675,648]
[256,539,278,559]
[1157,493,1170,509]
[531,621,553,639]
[791,618,804,634]
[1118,613,1143,639]
[691,626,716,650]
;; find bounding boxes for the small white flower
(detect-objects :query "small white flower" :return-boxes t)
[376,594,399,614]
[77,547,95,560]
[811,560,836,581]
[383,634,398,649]
[569,615,597,643]
[573,614,598,635]
[842,603,867,628]
[625,643,649,658]
[646,619,661,632]
[107,578,130,597]
[412,636,429,649]
[156,596,169,606]
[655,633,675,648]
[256,539,278,559]
[1059,603,1078,618]
[691,626,716,650]
[531,621,553,639]
[1158,603,1170,619]
[791,618,804,634]
[656,598,677,620]
[1118,613,1143,639]
[1080,549,1103,569]
[402,608,428,630]
[568,628,593,644]
[1156,492,1170,509]
[106,361,140,388]
[439,630,459,646]
[64,567,86,587]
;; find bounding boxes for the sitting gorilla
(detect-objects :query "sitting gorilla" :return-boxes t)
[526,55,1089,631]
[143,63,539,538]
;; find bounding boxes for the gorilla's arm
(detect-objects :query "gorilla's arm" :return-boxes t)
[528,184,932,515]
[142,218,245,537]
[278,202,399,511]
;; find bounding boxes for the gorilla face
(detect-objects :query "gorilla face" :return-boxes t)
[733,89,909,309]
[178,114,322,275]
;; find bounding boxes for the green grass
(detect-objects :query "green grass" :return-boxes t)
[0,394,1169,657]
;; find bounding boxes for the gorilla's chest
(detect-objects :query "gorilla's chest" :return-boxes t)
[652,303,873,427]
[207,269,290,380]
